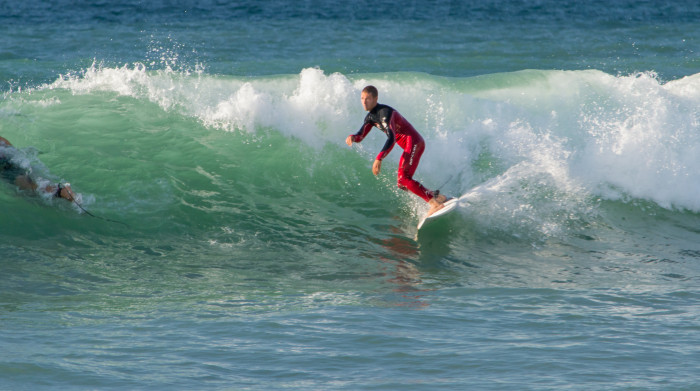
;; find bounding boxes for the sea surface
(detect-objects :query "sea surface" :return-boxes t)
[1,1,700,390]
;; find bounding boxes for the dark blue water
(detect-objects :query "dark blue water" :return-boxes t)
[2,0,699,86]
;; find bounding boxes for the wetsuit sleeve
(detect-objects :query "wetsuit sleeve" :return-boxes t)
[350,122,373,143]
[350,107,396,161]
[375,130,395,161]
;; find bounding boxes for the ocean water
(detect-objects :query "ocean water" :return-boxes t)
[2,1,700,390]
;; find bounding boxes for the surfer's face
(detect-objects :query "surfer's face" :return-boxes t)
[361,91,378,111]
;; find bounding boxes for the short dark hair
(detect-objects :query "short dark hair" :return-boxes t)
[362,85,378,97]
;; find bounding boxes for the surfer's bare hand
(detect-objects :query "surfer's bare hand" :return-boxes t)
[345,136,353,146]
[372,159,381,175]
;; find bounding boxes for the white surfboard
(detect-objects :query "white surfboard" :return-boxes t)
[417,198,459,230]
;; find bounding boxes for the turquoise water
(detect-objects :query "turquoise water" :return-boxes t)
[2,1,700,390]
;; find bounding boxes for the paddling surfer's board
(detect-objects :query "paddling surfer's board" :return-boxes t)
[417,198,459,230]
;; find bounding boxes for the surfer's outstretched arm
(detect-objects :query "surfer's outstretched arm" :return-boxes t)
[14,175,75,201]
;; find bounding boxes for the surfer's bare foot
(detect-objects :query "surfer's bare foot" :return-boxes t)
[426,205,443,217]
[426,195,447,217]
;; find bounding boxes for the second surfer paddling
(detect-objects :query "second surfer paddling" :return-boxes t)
[346,85,448,216]
[1,135,128,226]
[0,136,76,201]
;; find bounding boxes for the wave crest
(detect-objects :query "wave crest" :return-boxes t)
[39,65,700,213]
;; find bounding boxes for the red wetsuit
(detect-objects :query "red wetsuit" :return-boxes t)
[350,103,434,202]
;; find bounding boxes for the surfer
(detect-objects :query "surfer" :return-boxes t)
[346,85,447,216]
[0,136,76,201]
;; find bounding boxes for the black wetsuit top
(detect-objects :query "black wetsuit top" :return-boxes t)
[352,103,424,161]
